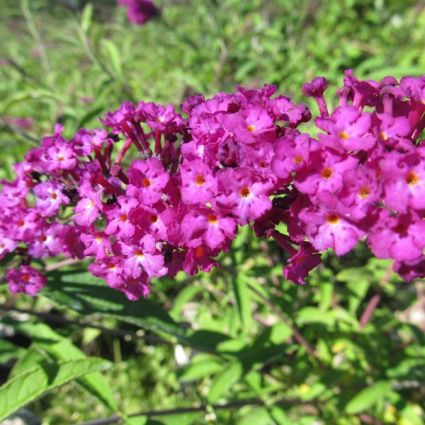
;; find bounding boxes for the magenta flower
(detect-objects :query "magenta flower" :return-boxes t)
[81,232,112,260]
[381,151,425,213]
[217,169,273,224]
[0,235,17,260]
[127,158,169,206]
[316,106,375,152]
[368,210,425,262]
[120,235,166,280]
[284,243,322,285]
[118,0,159,26]
[299,204,365,256]
[295,149,357,197]
[181,208,237,251]
[183,245,218,275]
[6,265,46,295]
[74,190,103,227]
[105,196,138,239]
[272,133,315,180]
[34,181,69,217]
[180,159,217,205]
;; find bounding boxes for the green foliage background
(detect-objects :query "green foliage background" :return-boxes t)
[0,1,425,424]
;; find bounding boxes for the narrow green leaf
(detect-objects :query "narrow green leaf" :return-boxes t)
[42,272,225,354]
[208,362,243,402]
[170,285,203,320]
[15,322,118,412]
[0,358,111,421]
[231,275,252,333]
[81,3,93,33]
[102,40,122,77]
[345,381,392,414]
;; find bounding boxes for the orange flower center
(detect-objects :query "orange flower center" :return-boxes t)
[358,186,370,199]
[142,178,151,187]
[405,171,419,186]
[321,167,333,179]
[338,131,349,140]
[194,245,205,258]
[379,131,388,141]
[293,154,303,164]
[135,249,144,258]
[239,187,251,197]
[247,124,256,132]
[326,214,340,225]
[120,214,128,222]
[207,214,218,224]
[195,174,205,186]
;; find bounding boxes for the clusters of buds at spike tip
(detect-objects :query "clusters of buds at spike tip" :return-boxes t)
[1,71,425,300]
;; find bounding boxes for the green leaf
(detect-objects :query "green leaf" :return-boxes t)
[236,407,271,425]
[269,406,290,425]
[124,417,147,425]
[345,381,392,414]
[43,271,185,337]
[170,285,203,320]
[208,362,243,402]
[178,356,224,382]
[10,346,47,378]
[0,358,111,421]
[297,307,335,326]
[81,3,93,33]
[0,339,24,363]
[102,40,122,77]
[231,274,252,334]
[42,272,224,354]
[336,268,372,283]
[15,322,118,412]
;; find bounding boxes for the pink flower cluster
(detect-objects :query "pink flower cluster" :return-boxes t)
[1,72,424,299]
[274,71,425,282]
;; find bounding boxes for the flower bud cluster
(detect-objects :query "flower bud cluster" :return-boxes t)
[1,72,424,299]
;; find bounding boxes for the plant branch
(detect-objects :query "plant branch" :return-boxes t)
[359,265,393,329]
[78,397,302,425]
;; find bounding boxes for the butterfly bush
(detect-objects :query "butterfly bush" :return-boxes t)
[1,72,424,300]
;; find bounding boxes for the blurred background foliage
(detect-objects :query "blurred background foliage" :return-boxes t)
[0,0,425,424]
